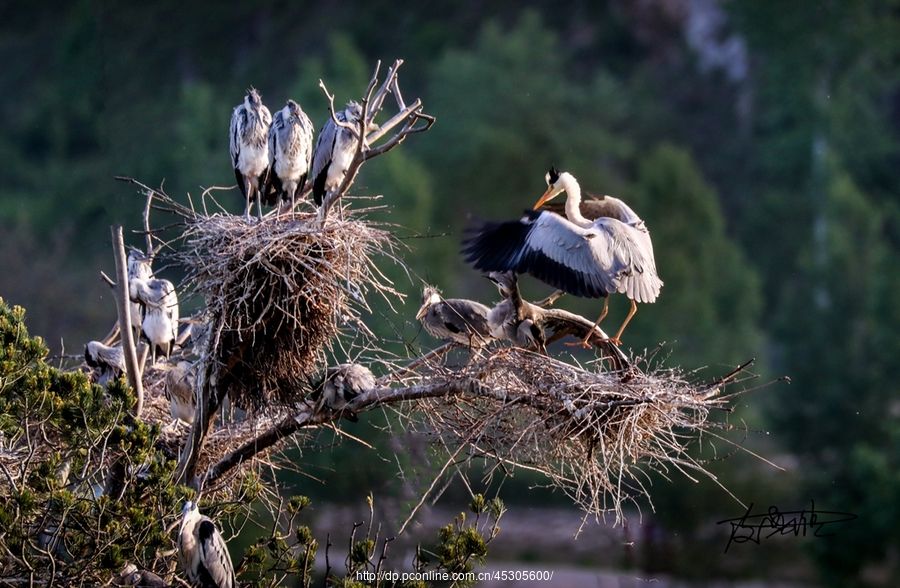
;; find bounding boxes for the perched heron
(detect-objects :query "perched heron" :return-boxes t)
[415,286,494,348]
[316,362,376,413]
[178,501,235,588]
[310,101,376,212]
[130,278,179,364]
[165,361,196,426]
[463,167,662,346]
[264,99,314,214]
[84,340,126,386]
[486,272,546,352]
[229,88,272,221]
[127,250,153,340]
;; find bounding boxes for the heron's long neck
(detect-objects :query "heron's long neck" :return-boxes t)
[561,175,591,228]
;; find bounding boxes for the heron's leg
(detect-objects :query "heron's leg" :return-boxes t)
[567,298,610,348]
[610,299,638,346]
[255,185,264,221]
[242,176,253,222]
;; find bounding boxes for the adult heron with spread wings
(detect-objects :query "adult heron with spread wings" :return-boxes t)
[463,167,662,346]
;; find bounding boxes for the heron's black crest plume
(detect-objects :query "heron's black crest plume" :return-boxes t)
[548,166,561,184]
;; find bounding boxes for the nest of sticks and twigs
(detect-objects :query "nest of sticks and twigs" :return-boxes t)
[403,347,742,523]
[177,206,400,410]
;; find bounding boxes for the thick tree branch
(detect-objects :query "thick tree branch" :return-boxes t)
[203,378,486,486]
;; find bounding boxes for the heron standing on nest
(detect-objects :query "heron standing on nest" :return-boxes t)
[310,101,377,215]
[229,88,272,221]
[84,341,126,386]
[463,167,662,346]
[178,501,235,588]
[265,99,314,215]
[127,249,153,341]
[130,278,179,364]
[415,286,494,348]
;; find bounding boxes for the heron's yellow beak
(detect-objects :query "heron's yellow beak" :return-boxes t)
[533,187,559,210]
[415,304,428,321]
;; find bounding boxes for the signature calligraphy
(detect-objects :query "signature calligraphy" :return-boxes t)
[716,501,857,553]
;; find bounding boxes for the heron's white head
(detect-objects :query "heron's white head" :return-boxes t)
[286,99,302,118]
[415,286,442,321]
[533,166,571,209]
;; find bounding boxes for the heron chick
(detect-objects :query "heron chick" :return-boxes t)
[264,99,314,215]
[316,362,376,415]
[230,88,272,221]
[164,361,196,427]
[84,340,126,386]
[178,501,235,588]
[415,286,494,348]
[130,277,179,364]
[310,101,378,214]
[486,272,546,352]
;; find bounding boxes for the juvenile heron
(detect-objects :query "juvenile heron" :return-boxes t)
[229,88,272,221]
[165,361,196,426]
[84,340,126,386]
[130,278,179,364]
[265,99,314,214]
[486,272,546,352]
[310,101,376,213]
[415,286,494,348]
[317,362,376,413]
[463,168,662,346]
[178,501,235,588]
[127,250,153,340]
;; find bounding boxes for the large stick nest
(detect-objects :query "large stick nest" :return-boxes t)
[405,348,735,522]
[178,207,399,410]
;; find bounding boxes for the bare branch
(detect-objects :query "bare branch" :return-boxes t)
[110,225,144,417]
[203,378,485,486]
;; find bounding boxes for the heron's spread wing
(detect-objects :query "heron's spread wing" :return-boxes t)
[310,118,338,205]
[198,519,235,588]
[464,211,661,302]
[463,211,612,298]
[590,218,662,303]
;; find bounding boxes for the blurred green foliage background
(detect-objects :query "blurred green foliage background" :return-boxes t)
[1,1,898,585]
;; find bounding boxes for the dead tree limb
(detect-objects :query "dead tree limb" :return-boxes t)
[316,59,435,218]
[110,225,144,417]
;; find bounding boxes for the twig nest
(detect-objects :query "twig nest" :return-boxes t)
[178,208,396,410]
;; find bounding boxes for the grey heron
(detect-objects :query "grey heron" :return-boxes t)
[178,501,235,588]
[229,88,272,221]
[486,272,546,352]
[415,286,494,348]
[130,278,179,364]
[84,340,126,386]
[463,167,662,346]
[264,99,314,214]
[316,362,376,414]
[310,101,377,212]
[165,361,196,427]
[127,250,153,340]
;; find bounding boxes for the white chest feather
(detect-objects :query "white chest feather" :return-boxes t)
[237,142,269,179]
[143,310,175,345]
